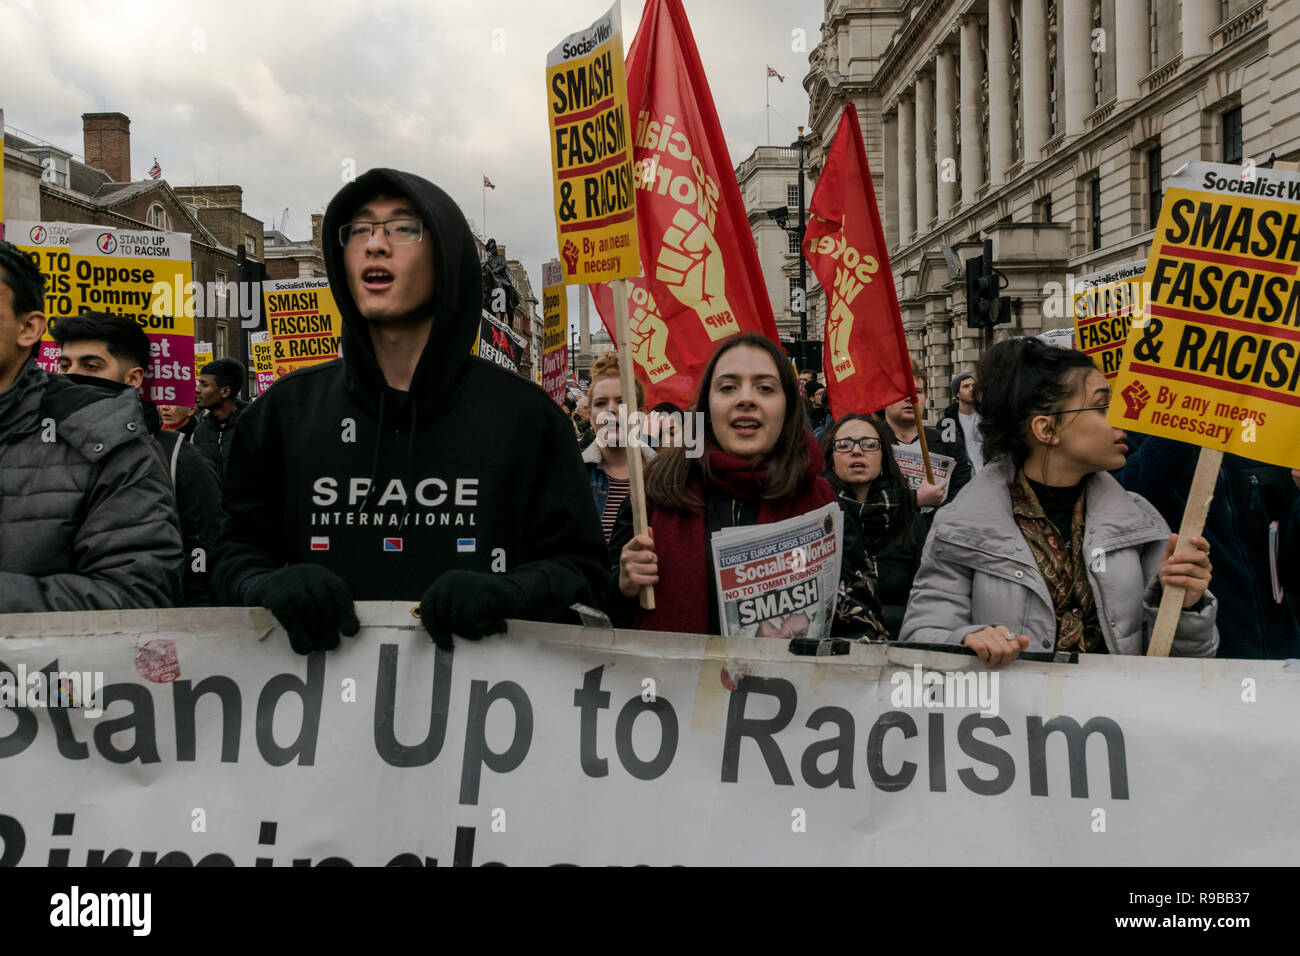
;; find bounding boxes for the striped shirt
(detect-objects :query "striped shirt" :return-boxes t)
[601,475,630,542]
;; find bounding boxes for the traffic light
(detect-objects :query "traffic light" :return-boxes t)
[965,238,1010,330]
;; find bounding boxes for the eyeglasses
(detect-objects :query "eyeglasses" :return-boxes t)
[1048,403,1110,415]
[340,218,424,245]
[833,437,882,453]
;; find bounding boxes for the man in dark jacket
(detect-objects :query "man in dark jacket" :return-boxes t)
[212,169,608,653]
[878,370,972,506]
[939,371,985,476]
[0,241,182,611]
[50,311,225,606]
[1114,434,1300,659]
[192,357,248,476]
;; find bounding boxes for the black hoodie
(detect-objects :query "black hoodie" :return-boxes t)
[211,169,608,618]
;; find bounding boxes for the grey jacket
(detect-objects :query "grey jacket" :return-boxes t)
[901,455,1218,656]
[0,359,183,612]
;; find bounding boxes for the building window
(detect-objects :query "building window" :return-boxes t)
[1038,195,1053,223]
[146,203,169,230]
[1223,107,1243,165]
[1047,0,1059,136]
[788,276,802,312]
[1220,0,1229,21]
[1010,5,1023,162]
[1092,1,1103,108]
[787,230,801,254]
[216,321,228,359]
[244,234,257,253]
[1149,0,1159,71]
[786,184,800,209]
[1090,176,1102,251]
[1148,146,1163,229]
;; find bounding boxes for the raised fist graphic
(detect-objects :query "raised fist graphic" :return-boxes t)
[562,238,580,274]
[654,207,738,341]
[628,284,676,383]
[1121,381,1151,420]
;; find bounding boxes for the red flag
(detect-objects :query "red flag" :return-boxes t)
[802,103,913,418]
[590,0,779,409]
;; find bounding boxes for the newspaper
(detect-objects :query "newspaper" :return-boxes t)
[892,444,954,491]
[710,503,842,640]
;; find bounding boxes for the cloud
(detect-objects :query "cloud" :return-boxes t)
[0,0,823,334]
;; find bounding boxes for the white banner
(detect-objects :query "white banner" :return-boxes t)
[1,604,1296,866]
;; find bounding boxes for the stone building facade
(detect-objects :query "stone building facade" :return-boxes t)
[735,145,819,341]
[802,0,1294,417]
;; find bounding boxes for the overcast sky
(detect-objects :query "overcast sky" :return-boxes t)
[1,0,824,333]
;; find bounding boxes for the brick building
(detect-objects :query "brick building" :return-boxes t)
[2,111,264,365]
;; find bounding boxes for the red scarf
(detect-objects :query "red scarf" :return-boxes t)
[636,429,834,634]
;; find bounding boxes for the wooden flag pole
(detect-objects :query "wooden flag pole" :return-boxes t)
[1146,447,1222,656]
[914,403,936,485]
[611,278,655,610]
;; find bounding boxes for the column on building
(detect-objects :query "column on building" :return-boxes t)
[898,91,916,243]
[1182,0,1218,64]
[1114,0,1150,102]
[987,0,1013,184]
[1061,0,1093,135]
[959,16,985,204]
[1020,0,1049,158]
[883,111,900,247]
[915,71,936,232]
[935,48,958,217]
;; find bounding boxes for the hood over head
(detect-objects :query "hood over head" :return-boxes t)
[323,168,484,418]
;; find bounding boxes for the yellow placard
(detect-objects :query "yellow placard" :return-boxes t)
[249,330,274,395]
[546,3,640,284]
[262,277,341,380]
[1108,162,1300,468]
[8,221,83,372]
[23,224,196,405]
[194,341,214,383]
[1072,260,1146,380]
[541,259,568,402]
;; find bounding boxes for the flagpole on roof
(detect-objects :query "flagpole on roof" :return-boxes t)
[766,69,770,146]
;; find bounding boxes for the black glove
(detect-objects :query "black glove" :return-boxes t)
[420,570,527,650]
[248,565,360,655]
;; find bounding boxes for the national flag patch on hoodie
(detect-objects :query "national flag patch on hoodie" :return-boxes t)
[383,537,403,552]
[310,536,330,551]
[457,538,475,552]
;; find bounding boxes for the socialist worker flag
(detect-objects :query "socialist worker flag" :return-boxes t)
[590,0,779,409]
[803,103,914,418]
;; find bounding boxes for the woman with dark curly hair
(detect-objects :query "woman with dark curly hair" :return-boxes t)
[605,332,885,639]
[900,337,1218,667]
[821,414,920,638]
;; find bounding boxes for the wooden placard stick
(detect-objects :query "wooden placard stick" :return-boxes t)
[1146,446,1222,656]
[611,278,655,610]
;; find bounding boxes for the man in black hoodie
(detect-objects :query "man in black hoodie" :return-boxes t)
[212,169,608,653]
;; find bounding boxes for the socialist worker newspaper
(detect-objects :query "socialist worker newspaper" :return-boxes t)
[711,503,843,641]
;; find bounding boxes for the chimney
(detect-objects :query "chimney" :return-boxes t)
[310,213,323,245]
[82,112,132,182]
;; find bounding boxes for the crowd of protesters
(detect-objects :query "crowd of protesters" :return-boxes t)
[2,167,1297,668]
